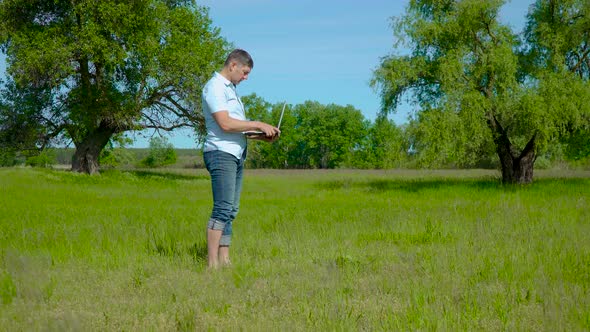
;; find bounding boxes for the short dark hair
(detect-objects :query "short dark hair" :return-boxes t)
[224,49,253,68]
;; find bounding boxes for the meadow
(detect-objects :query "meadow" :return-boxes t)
[0,167,589,331]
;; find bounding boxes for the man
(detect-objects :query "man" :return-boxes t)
[201,49,280,269]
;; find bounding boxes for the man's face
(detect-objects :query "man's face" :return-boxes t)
[229,62,251,85]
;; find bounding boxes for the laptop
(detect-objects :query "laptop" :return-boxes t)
[244,102,287,137]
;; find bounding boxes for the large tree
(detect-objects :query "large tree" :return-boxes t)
[0,0,228,173]
[372,0,590,183]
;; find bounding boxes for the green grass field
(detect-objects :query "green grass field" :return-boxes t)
[0,167,589,331]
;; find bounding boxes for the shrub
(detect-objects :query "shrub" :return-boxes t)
[0,149,17,167]
[100,148,135,169]
[25,149,55,168]
[139,137,177,168]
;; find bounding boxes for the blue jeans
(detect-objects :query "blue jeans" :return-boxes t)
[204,149,245,246]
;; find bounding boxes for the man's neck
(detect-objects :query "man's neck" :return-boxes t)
[219,67,232,83]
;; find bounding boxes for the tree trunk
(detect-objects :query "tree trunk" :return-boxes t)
[496,136,536,184]
[71,123,114,174]
[489,116,537,184]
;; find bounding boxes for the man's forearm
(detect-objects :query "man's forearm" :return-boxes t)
[212,111,263,133]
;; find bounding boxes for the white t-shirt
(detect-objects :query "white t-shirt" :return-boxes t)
[202,72,247,160]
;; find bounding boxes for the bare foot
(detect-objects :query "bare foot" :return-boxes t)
[207,260,219,270]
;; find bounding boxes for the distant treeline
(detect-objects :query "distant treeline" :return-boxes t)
[51,148,200,166]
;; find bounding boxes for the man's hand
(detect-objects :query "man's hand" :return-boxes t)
[248,132,279,142]
[255,122,280,137]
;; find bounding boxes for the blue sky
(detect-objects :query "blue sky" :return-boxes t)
[0,0,533,148]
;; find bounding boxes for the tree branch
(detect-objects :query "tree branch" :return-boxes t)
[146,86,176,105]
[139,107,191,132]
[519,133,537,160]
[164,95,187,112]
[569,43,590,76]
[483,17,498,45]
[154,100,183,118]
[141,122,189,131]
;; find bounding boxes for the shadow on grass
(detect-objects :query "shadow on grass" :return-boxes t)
[187,242,208,263]
[317,177,503,193]
[126,170,209,181]
[146,227,208,263]
[146,238,208,264]
[316,177,589,193]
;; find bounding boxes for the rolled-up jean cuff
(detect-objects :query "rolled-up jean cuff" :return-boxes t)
[220,235,231,246]
[208,218,226,231]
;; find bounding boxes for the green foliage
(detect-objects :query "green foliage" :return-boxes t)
[243,94,273,125]
[299,102,368,169]
[372,0,590,176]
[140,136,177,168]
[0,0,229,173]
[25,149,55,168]
[556,127,590,168]
[100,149,136,169]
[0,149,17,167]
[405,109,497,168]
[524,0,590,79]
[345,116,409,169]
[0,80,52,154]
[244,97,370,169]
[100,135,135,168]
[563,128,590,161]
